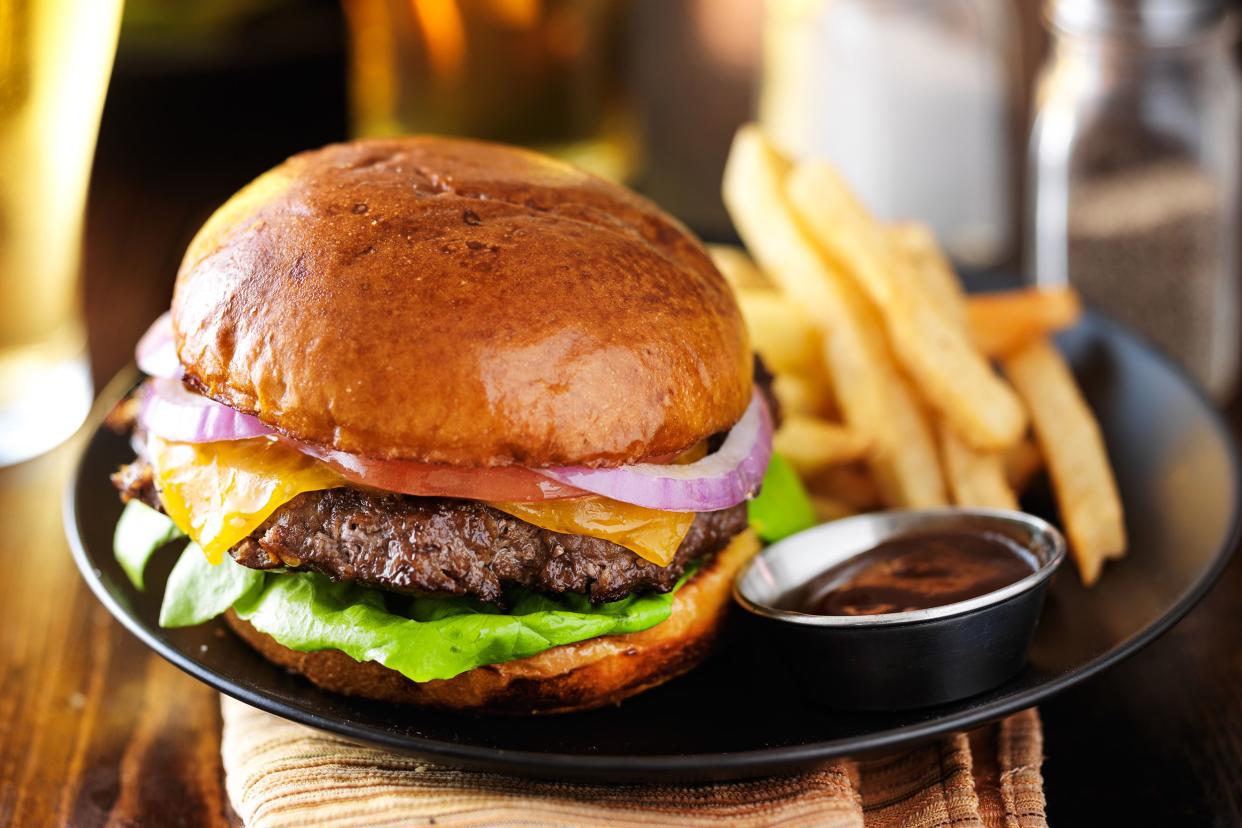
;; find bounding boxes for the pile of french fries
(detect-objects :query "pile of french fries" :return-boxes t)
[719,125,1126,586]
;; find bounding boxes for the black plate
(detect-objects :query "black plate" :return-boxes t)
[66,313,1240,782]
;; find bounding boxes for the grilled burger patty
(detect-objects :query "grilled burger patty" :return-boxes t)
[113,460,746,603]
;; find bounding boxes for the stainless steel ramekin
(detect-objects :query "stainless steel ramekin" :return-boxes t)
[733,508,1067,710]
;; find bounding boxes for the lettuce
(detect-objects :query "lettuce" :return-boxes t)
[229,569,691,682]
[160,543,264,627]
[113,500,186,590]
[127,523,692,682]
[747,453,816,542]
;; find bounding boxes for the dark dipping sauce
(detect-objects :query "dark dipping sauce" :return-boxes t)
[780,530,1039,617]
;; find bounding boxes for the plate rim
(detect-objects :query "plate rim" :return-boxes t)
[64,314,1242,779]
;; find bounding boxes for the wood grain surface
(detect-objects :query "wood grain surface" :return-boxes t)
[2,35,1241,826]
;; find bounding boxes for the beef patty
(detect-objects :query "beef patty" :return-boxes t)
[113,460,746,604]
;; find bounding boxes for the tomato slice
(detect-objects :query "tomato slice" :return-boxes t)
[300,444,586,501]
[289,440,708,503]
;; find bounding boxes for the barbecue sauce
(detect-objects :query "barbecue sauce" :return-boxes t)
[782,531,1037,616]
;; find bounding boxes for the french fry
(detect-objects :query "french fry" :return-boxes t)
[773,415,871,477]
[787,161,1026,452]
[888,222,968,329]
[807,463,884,512]
[887,226,1022,508]
[772,372,836,419]
[1004,436,1044,493]
[967,287,1083,358]
[809,494,856,523]
[708,244,773,292]
[1003,339,1126,585]
[735,288,824,379]
[723,125,946,507]
[938,422,1019,510]
[736,287,838,417]
[889,226,1082,360]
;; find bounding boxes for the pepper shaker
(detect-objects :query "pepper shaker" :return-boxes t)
[1026,0,1241,400]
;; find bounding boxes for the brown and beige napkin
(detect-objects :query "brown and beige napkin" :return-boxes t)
[221,696,1046,828]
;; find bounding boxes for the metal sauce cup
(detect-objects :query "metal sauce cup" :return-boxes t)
[733,509,1067,710]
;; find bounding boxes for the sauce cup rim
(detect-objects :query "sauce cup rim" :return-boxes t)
[733,507,1067,628]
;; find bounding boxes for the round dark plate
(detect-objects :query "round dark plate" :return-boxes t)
[65,313,1240,782]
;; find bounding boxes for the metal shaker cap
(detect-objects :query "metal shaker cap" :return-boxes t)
[1045,0,1223,42]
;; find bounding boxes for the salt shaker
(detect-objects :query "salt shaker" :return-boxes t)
[1027,0,1241,400]
[761,0,1021,268]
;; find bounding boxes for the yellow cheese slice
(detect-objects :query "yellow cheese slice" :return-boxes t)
[147,436,695,569]
[491,498,694,567]
[147,436,344,563]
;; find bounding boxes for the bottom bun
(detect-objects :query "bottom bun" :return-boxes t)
[226,529,759,714]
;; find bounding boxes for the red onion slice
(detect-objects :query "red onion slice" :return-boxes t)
[134,367,773,512]
[135,312,183,379]
[140,377,275,443]
[540,389,773,512]
[136,379,583,500]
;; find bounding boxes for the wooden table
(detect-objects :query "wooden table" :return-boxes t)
[3,56,1241,828]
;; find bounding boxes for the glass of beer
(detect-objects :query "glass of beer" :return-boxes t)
[341,0,633,182]
[0,0,123,465]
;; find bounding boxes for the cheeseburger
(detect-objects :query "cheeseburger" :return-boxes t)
[110,136,774,714]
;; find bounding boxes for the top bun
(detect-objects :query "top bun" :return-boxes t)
[171,137,751,467]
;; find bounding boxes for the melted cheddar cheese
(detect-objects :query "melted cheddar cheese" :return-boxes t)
[147,436,344,563]
[147,437,693,568]
[491,498,694,566]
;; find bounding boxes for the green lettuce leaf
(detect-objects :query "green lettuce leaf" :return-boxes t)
[159,544,264,628]
[149,544,694,682]
[748,452,816,542]
[113,500,186,590]
[229,571,691,683]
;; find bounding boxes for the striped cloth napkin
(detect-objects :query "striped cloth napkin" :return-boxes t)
[221,697,1046,827]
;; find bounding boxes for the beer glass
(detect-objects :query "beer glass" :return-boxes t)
[342,0,632,182]
[0,0,123,465]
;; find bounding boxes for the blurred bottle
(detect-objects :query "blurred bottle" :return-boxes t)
[342,0,633,181]
[0,0,123,465]
[1027,0,1240,400]
[760,0,1021,268]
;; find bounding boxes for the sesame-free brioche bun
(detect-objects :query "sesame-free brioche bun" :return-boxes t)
[172,136,752,467]
[224,530,758,714]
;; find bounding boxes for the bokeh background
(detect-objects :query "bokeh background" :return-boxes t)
[79,0,1071,383]
[84,0,1242,403]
